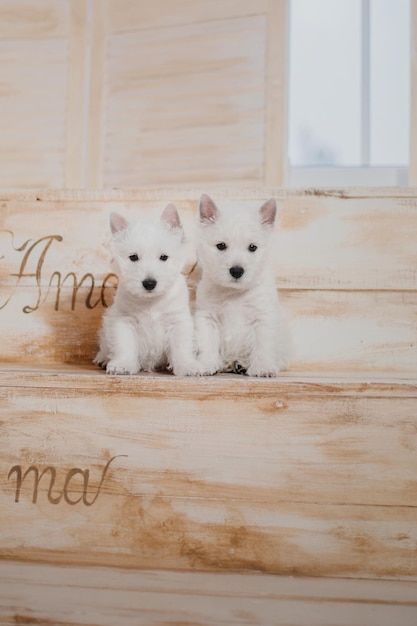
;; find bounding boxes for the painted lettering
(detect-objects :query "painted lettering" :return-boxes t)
[7,455,126,506]
[0,230,118,312]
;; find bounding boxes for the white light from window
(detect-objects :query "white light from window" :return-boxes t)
[370,0,410,166]
[289,0,361,167]
[289,0,410,169]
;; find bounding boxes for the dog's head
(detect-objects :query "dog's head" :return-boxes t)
[196,194,277,290]
[110,204,185,298]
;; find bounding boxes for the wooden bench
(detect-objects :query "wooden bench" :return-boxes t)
[1,188,416,583]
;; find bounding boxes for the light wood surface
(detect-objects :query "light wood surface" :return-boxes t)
[1,561,417,626]
[1,364,416,577]
[0,0,72,187]
[66,0,90,188]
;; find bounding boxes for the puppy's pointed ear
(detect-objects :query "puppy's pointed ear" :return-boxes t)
[110,212,128,234]
[259,198,277,227]
[161,203,182,230]
[199,194,219,224]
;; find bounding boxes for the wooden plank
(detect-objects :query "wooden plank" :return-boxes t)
[1,562,417,626]
[1,375,416,507]
[1,363,416,390]
[264,0,288,185]
[65,0,90,187]
[107,0,269,32]
[4,186,417,201]
[87,0,108,188]
[0,375,416,576]
[0,35,69,188]
[1,191,416,291]
[0,0,70,39]
[286,290,417,373]
[1,485,416,577]
[0,286,415,371]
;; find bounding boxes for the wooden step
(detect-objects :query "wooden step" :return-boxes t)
[1,560,417,626]
[0,188,416,371]
[1,364,416,578]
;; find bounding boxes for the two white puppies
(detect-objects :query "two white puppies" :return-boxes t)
[94,204,203,376]
[194,194,291,377]
[95,196,291,377]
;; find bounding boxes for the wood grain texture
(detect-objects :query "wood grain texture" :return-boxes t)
[107,0,270,32]
[0,287,415,371]
[0,1,71,188]
[90,0,288,187]
[102,15,266,187]
[66,0,90,188]
[1,189,415,289]
[87,0,108,189]
[0,0,287,188]
[265,0,288,185]
[0,367,416,577]
[0,0,70,39]
[1,561,417,626]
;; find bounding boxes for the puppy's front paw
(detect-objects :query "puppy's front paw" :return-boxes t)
[173,359,206,377]
[247,360,282,378]
[93,352,108,369]
[106,360,138,375]
[247,367,278,378]
[197,357,222,376]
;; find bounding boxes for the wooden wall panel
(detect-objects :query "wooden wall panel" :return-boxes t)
[0,38,68,188]
[66,0,90,187]
[0,0,89,188]
[91,0,287,187]
[0,0,287,188]
[103,15,266,187]
[107,0,270,32]
[0,0,70,38]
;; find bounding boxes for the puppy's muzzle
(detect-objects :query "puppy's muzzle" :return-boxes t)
[229,266,244,280]
[142,278,157,291]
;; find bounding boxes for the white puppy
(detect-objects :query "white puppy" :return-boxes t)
[94,204,202,376]
[194,194,291,377]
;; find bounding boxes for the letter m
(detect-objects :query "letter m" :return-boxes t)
[7,465,61,504]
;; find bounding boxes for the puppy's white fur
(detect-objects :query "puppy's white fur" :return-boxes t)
[195,194,291,377]
[94,204,202,376]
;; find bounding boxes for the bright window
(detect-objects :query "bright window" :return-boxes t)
[288,0,410,185]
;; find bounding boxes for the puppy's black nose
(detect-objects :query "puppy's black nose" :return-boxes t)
[142,278,157,291]
[229,266,244,279]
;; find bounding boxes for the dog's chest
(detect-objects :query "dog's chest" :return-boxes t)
[133,308,167,356]
[216,298,256,355]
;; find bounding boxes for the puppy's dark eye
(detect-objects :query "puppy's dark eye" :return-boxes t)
[129,254,139,262]
[216,242,227,251]
[160,254,168,261]
[248,243,257,252]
